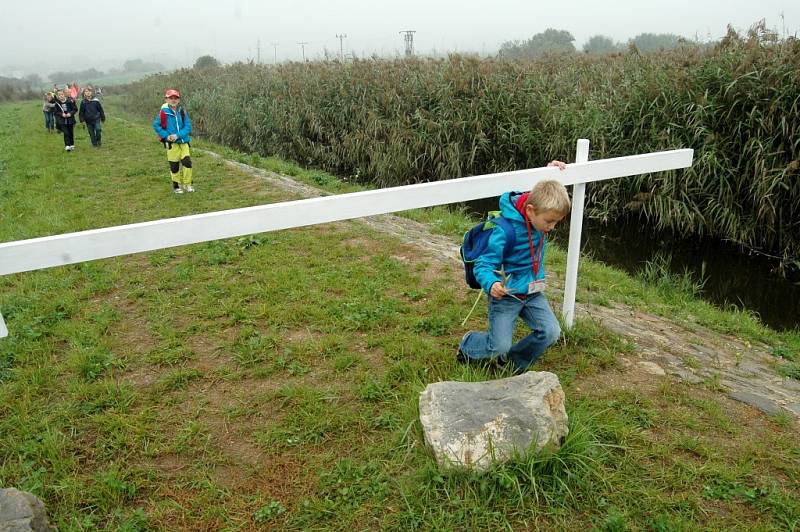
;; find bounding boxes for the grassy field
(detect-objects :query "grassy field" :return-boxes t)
[0,99,799,531]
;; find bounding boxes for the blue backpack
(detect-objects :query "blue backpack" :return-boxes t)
[460,212,516,290]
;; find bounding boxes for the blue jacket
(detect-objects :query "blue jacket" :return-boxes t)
[152,104,192,144]
[473,191,548,295]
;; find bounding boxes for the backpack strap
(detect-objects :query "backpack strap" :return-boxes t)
[492,216,516,260]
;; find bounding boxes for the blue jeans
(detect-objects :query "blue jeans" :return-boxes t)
[44,111,54,131]
[86,120,102,146]
[459,293,561,372]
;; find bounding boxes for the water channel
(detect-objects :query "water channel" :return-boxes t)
[465,198,800,332]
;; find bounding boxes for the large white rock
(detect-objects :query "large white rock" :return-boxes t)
[0,488,53,532]
[419,371,569,471]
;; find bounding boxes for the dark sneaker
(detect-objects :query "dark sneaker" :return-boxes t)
[456,332,471,364]
[496,355,526,376]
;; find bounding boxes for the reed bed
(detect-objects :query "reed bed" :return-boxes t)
[123,33,800,270]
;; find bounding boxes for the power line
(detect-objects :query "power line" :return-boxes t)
[399,30,416,57]
[297,41,309,62]
[335,33,347,60]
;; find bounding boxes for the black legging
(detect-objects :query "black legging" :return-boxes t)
[61,123,74,146]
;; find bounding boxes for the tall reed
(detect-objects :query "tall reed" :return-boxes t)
[123,33,800,270]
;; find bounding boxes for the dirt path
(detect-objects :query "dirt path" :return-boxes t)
[203,150,800,419]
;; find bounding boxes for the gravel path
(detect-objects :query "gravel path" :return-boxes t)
[204,150,800,419]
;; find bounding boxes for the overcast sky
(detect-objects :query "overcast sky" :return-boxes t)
[2,0,798,77]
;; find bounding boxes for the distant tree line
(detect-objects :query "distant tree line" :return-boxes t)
[499,29,691,58]
[0,75,39,102]
[48,59,165,85]
[46,56,223,85]
[499,29,577,58]
[193,55,220,69]
[0,57,170,102]
[1,54,217,101]
[48,68,105,84]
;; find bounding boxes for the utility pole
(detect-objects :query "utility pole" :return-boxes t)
[271,43,278,64]
[335,33,347,60]
[297,42,308,62]
[256,39,261,63]
[399,30,416,57]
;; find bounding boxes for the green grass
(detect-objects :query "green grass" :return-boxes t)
[1,99,799,530]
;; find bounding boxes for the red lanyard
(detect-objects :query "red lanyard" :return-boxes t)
[525,218,545,278]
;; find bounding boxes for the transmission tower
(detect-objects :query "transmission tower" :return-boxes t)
[297,42,309,62]
[335,33,347,60]
[399,30,416,56]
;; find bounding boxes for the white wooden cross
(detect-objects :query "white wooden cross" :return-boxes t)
[0,140,693,338]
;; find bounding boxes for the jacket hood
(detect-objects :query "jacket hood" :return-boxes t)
[498,191,527,222]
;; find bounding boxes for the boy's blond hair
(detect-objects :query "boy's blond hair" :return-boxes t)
[524,180,571,215]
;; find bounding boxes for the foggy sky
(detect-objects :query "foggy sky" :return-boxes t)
[2,0,798,77]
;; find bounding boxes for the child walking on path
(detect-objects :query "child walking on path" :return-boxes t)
[152,88,194,193]
[457,167,571,374]
[42,92,56,133]
[78,87,106,147]
[52,89,78,151]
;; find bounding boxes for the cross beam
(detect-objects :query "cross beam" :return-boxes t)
[0,146,693,337]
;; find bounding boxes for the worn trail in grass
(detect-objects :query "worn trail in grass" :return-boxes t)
[0,100,798,530]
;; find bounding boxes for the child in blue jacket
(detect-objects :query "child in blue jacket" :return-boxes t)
[458,167,570,373]
[152,88,194,193]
